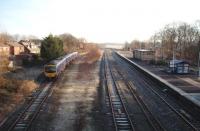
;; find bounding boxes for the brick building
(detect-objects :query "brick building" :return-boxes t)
[133,49,155,61]
[6,42,24,55]
[0,44,10,56]
[19,40,40,54]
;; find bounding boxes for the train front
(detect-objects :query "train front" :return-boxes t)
[44,65,57,79]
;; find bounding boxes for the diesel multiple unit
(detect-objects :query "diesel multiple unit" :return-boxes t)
[44,52,78,79]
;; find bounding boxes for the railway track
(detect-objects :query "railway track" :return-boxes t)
[113,51,200,131]
[135,68,200,130]
[0,80,53,131]
[105,50,164,131]
[111,65,166,131]
[103,53,135,131]
[136,69,200,130]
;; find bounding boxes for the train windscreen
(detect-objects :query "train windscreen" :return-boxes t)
[45,66,56,73]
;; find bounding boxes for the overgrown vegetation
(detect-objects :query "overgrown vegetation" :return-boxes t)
[0,54,38,121]
[58,33,91,53]
[83,45,101,63]
[0,76,37,121]
[76,45,101,80]
[59,33,81,53]
[0,54,10,73]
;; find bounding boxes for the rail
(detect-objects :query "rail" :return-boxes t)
[7,82,53,131]
[103,53,135,131]
[115,51,199,131]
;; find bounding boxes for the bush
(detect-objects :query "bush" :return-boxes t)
[0,76,37,101]
[41,34,64,61]
[156,60,167,65]
[84,47,101,63]
[0,76,38,121]
[19,80,37,95]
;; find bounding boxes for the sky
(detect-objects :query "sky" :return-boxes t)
[0,0,200,43]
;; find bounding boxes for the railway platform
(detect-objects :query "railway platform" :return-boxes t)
[117,51,200,111]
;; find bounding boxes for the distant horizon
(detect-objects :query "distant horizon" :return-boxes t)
[0,32,127,44]
[1,0,200,43]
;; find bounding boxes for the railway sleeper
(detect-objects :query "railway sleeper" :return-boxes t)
[116,117,128,120]
[33,101,41,104]
[14,124,28,129]
[116,120,129,124]
[113,105,122,108]
[17,121,29,124]
[112,99,121,102]
[117,125,132,130]
[21,112,32,117]
[118,129,132,131]
[115,117,128,119]
[28,107,38,112]
[112,101,121,104]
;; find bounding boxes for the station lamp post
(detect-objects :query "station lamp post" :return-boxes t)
[198,41,200,78]
[198,52,200,78]
[172,44,176,73]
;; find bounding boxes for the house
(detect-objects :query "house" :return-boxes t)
[6,41,24,55]
[169,60,189,74]
[19,40,41,54]
[133,49,155,61]
[0,44,10,56]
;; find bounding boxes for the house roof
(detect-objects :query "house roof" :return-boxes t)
[6,42,24,47]
[0,44,9,47]
[19,40,41,47]
[170,60,189,64]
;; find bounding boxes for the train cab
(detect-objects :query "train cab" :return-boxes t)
[43,52,78,80]
[44,65,57,78]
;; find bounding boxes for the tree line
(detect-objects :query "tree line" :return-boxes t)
[0,32,98,62]
[125,21,200,65]
[41,33,94,61]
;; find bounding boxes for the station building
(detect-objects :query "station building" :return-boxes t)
[169,60,189,74]
[133,49,155,61]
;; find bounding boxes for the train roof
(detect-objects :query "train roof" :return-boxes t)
[46,52,78,66]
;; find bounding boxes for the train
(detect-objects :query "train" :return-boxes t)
[44,52,78,79]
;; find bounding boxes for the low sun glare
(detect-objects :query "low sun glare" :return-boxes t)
[0,0,200,43]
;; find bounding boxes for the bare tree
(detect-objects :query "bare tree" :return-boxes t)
[149,21,200,64]
[59,33,80,52]
[0,32,14,43]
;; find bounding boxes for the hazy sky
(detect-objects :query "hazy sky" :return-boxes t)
[0,0,200,43]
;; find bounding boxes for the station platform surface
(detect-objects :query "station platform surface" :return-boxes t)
[117,51,200,108]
